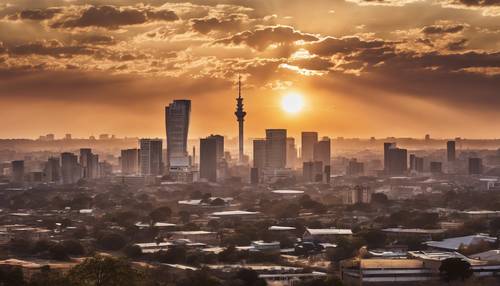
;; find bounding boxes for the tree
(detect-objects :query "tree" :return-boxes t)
[176,269,221,286]
[97,232,127,251]
[233,268,267,286]
[0,266,25,286]
[297,276,344,286]
[124,244,142,259]
[158,246,187,264]
[439,258,473,282]
[68,256,142,286]
[62,240,85,256]
[49,243,70,261]
[149,206,172,224]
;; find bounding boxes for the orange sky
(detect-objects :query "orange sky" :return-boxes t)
[0,0,499,139]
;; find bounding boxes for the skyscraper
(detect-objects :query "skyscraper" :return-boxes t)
[165,100,191,169]
[234,76,247,164]
[207,134,224,162]
[139,139,163,176]
[384,143,407,175]
[430,161,442,174]
[469,158,483,175]
[79,148,98,179]
[384,142,396,173]
[253,139,266,171]
[314,137,331,167]
[61,152,81,184]
[44,157,60,183]
[200,137,218,182]
[265,129,287,169]
[286,137,298,169]
[301,132,318,162]
[447,140,456,162]
[121,148,139,175]
[11,160,24,184]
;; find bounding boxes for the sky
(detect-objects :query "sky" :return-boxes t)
[0,0,499,139]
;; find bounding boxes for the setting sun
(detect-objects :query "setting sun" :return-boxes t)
[281,92,305,114]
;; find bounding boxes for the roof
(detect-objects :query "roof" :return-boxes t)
[171,231,215,235]
[210,210,259,216]
[360,259,424,269]
[305,228,352,235]
[470,249,500,261]
[268,226,296,231]
[425,234,497,251]
[272,190,304,194]
[382,228,446,234]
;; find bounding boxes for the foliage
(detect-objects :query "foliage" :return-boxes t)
[439,258,473,282]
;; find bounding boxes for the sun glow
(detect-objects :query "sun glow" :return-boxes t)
[281,92,305,114]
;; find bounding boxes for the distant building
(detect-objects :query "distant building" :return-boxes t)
[11,160,24,184]
[250,167,259,184]
[301,132,318,163]
[303,161,323,182]
[121,148,139,175]
[469,157,483,175]
[342,186,372,205]
[409,154,416,171]
[447,140,456,162]
[415,157,424,173]
[265,129,287,169]
[430,161,442,174]
[286,137,297,169]
[253,139,266,170]
[346,158,364,176]
[139,139,163,176]
[165,100,191,170]
[313,137,331,167]
[44,157,60,183]
[200,136,218,182]
[79,148,98,179]
[61,152,81,184]
[384,143,407,175]
[64,134,72,140]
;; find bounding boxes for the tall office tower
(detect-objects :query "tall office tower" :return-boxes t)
[415,157,424,173]
[468,158,483,175]
[265,129,287,169]
[303,161,323,182]
[207,135,224,162]
[409,154,416,171]
[286,137,298,169]
[165,99,191,169]
[430,161,443,174]
[121,149,139,175]
[139,139,163,176]
[346,158,364,176]
[250,167,259,185]
[447,141,456,162]
[11,160,24,183]
[384,142,396,173]
[301,132,318,162]
[44,157,60,183]
[386,144,407,175]
[234,76,247,164]
[61,152,81,184]
[200,137,218,182]
[253,139,266,171]
[79,148,98,179]
[314,137,331,167]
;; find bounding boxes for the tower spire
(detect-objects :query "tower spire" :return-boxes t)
[235,75,246,164]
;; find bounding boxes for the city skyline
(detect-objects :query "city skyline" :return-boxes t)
[1,1,500,139]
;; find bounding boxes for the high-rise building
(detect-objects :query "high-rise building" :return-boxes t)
[79,148,98,179]
[415,157,424,173]
[447,141,456,162]
[303,161,323,182]
[207,135,224,162]
[121,149,139,175]
[61,152,81,184]
[385,143,407,175]
[165,100,191,169]
[234,76,247,164]
[265,129,287,169]
[469,158,483,175]
[11,160,24,184]
[253,139,266,174]
[409,154,416,171]
[314,137,331,167]
[286,137,297,169]
[200,137,218,182]
[346,158,364,176]
[64,134,72,140]
[44,157,60,183]
[301,132,318,162]
[139,139,163,176]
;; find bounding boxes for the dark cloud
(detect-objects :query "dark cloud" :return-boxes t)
[422,24,465,35]
[77,35,116,45]
[50,5,178,29]
[214,25,319,50]
[449,0,500,6]
[191,14,245,34]
[305,36,390,57]
[446,38,468,50]
[18,8,62,20]
[8,40,95,57]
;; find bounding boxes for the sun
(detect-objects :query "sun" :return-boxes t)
[281,92,305,114]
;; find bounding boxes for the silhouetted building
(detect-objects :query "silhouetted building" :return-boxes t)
[79,148,98,179]
[139,139,163,176]
[200,136,218,182]
[250,167,259,185]
[234,76,247,164]
[447,141,456,162]
[11,160,24,184]
[253,139,266,170]
[469,158,483,175]
[415,157,424,173]
[409,154,416,171]
[301,132,318,162]
[121,148,139,175]
[430,161,442,174]
[384,142,396,173]
[165,99,191,169]
[265,129,287,169]
[286,137,298,169]
[44,157,60,183]
[347,158,364,176]
[314,137,331,167]
[385,143,407,175]
[61,152,81,184]
[303,161,323,182]
[99,161,113,177]
[342,186,372,205]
